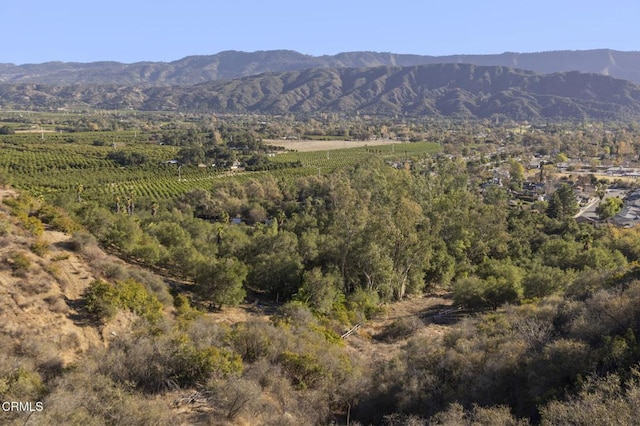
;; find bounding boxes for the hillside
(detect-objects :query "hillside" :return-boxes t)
[0,187,101,365]
[2,49,640,86]
[2,64,640,120]
[0,185,453,425]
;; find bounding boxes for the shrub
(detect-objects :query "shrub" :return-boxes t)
[230,321,284,362]
[94,260,128,281]
[69,230,98,253]
[36,203,80,233]
[0,365,45,401]
[540,373,640,426]
[453,268,524,310]
[348,287,381,321]
[174,343,242,384]
[22,215,44,236]
[174,294,203,322]
[18,278,51,295]
[278,351,325,390]
[0,219,10,236]
[30,238,50,257]
[376,317,422,343]
[97,331,242,393]
[51,253,70,262]
[85,279,118,320]
[127,268,173,306]
[3,194,34,217]
[85,278,163,323]
[113,278,164,323]
[45,295,69,314]
[35,368,175,425]
[7,251,31,276]
[429,403,528,425]
[208,378,261,421]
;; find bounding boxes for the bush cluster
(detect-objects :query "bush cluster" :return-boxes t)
[85,278,163,323]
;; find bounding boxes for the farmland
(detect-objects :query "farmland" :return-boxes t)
[264,138,403,152]
[0,125,440,203]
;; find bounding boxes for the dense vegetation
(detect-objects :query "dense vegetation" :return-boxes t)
[2,111,640,424]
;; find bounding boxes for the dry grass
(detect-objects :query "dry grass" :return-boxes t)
[0,186,103,366]
[345,293,453,363]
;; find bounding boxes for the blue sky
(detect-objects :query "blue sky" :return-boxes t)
[3,0,639,64]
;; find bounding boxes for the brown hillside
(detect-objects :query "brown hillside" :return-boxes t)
[0,187,101,365]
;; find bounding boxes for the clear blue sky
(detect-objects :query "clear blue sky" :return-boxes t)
[3,0,639,64]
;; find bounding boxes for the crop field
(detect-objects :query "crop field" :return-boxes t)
[271,141,440,168]
[264,138,404,152]
[0,129,440,203]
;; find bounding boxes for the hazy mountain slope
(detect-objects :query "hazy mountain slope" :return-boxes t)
[2,49,640,86]
[2,64,640,120]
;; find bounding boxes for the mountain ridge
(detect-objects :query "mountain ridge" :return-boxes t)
[3,63,640,121]
[2,49,640,86]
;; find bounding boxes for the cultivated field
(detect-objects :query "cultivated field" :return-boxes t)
[264,138,403,152]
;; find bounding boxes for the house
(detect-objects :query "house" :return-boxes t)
[576,215,597,225]
[611,205,640,228]
[606,189,640,227]
[230,161,244,171]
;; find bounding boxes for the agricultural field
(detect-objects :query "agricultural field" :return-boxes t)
[264,138,403,152]
[0,127,440,203]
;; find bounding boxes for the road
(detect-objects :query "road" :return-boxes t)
[575,188,627,220]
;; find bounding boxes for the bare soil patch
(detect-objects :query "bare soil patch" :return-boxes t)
[264,138,402,152]
[345,292,454,363]
[14,129,56,133]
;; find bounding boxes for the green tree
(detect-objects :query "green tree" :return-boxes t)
[195,257,248,309]
[0,125,15,135]
[453,260,524,309]
[294,268,342,315]
[523,265,573,299]
[177,145,206,166]
[555,152,569,164]
[509,159,525,189]
[244,230,303,299]
[596,197,623,220]
[547,184,578,220]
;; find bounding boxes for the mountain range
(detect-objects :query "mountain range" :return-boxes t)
[2,63,640,121]
[2,49,640,86]
[2,50,640,121]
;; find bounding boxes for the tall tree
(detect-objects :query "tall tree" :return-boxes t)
[546,184,578,220]
[195,257,248,309]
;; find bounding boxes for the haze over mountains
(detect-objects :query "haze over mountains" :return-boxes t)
[1,49,640,86]
[2,49,640,121]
